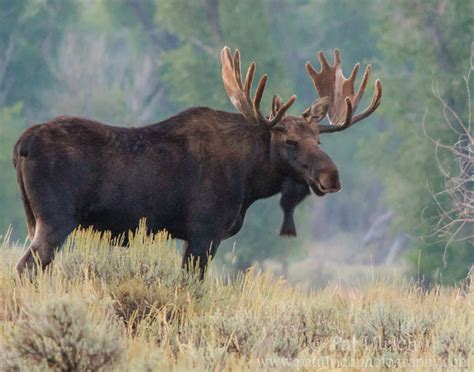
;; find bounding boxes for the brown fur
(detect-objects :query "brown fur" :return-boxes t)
[13,104,340,278]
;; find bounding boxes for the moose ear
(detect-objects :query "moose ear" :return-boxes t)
[302,96,330,123]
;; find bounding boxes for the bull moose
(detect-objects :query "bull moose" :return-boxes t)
[13,47,381,278]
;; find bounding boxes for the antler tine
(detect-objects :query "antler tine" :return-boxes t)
[271,95,283,119]
[221,46,232,69]
[233,50,243,89]
[268,95,297,127]
[244,61,255,96]
[305,62,319,85]
[351,79,382,125]
[221,46,296,128]
[318,51,330,70]
[355,64,371,106]
[334,49,341,66]
[348,63,360,83]
[305,62,324,102]
[253,75,268,114]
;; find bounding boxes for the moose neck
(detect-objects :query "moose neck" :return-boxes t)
[242,128,285,204]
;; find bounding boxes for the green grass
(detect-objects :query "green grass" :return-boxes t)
[0,223,472,370]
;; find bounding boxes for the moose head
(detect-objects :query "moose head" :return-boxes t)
[221,47,382,197]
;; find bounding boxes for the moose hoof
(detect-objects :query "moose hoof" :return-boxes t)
[279,224,297,237]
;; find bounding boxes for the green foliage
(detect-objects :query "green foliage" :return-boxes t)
[157,0,293,110]
[0,0,78,114]
[368,0,474,283]
[0,103,25,237]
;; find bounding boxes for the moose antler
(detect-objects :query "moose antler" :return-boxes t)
[305,49,382,133]
[221,47,296,128]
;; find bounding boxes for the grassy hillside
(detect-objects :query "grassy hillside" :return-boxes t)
[0,224,472,370]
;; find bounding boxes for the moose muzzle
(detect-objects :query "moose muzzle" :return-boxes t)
[318,171,341,193]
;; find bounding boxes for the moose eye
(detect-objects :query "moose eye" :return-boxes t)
[285,139,299,147]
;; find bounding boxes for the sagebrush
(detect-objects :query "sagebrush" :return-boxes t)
[0,225,472,370]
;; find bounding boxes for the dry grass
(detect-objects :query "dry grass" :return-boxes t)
[0,223,472,370]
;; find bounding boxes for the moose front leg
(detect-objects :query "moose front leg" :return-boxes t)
[279,178,310,237]
[182,238,220,279]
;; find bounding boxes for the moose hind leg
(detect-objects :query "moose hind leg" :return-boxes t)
[16,220,74,276]
[15,158,36,240]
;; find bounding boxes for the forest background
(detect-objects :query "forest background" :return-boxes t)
[0,0,472,285]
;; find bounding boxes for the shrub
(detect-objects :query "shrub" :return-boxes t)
[0,227,472,369]
[0,295,124,371]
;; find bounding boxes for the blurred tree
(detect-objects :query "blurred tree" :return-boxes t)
[1,0,470,284]
[426,49,473,257]
[156,0,293,109]
[369,0,474,284]
[0,0,77,238]
[42,32,165,125]
[0,103,25,236]
[102,0,178,120]
[0,0,78,118]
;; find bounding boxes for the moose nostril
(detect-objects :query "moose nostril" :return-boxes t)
[319,172,341,191]
[302,164,309,170]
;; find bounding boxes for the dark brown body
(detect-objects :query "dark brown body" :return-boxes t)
[13,47,381,279]
[14,109,297,276]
